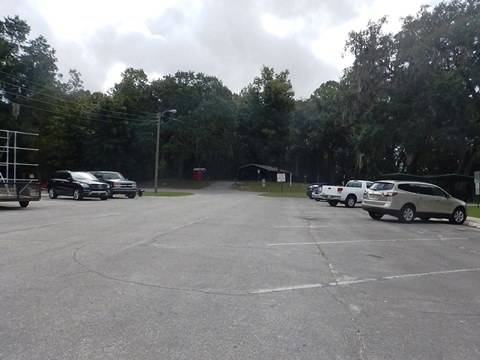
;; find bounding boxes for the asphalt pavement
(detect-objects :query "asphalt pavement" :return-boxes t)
[1,184,479,359]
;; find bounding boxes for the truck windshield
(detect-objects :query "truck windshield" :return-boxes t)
[102,172,125,180]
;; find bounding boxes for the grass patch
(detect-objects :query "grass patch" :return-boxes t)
[260,192,307,198]
[234,181,308,198]
[139,179,212,190]
[468,204,480,218]
[144,191,194,197]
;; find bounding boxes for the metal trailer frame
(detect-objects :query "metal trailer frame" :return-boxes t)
[0,129,41,207]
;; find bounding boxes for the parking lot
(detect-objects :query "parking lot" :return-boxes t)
[1,185,480,359]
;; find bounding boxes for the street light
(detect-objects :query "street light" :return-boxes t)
[154,109,177,193]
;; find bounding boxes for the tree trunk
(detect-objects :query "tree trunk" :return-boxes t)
[176,159,184,180]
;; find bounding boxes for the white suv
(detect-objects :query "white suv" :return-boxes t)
[362,180,467,224]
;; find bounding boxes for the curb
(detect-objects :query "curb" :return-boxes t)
[466,218,480,229]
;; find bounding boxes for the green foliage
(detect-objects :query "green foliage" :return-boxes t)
[234,181,308,198]
[467,206,480,219]
[237,66,296,168]
[143,191,194,197]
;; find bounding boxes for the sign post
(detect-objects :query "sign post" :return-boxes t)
[475,171,480,206]
[277,173,286,193]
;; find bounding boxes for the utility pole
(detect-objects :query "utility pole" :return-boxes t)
[154,109,177,193]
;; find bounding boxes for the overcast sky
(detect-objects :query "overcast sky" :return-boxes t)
[3,0,441,98]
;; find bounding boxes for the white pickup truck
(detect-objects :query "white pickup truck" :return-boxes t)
[319,180,374,207]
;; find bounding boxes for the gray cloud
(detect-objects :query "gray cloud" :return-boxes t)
[2,0,434,98]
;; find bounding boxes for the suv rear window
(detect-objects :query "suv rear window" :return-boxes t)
[370,182,394,191]
[398,183,415,193]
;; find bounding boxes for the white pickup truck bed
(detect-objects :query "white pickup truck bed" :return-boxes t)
[320,180,374,207]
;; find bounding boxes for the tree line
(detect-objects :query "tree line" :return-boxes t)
[1,0,479,184]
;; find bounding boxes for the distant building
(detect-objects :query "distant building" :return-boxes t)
[237,164,292,182]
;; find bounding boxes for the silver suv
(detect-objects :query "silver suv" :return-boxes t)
[362,180,467,224]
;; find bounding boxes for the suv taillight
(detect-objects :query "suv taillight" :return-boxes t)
[382,191,398,197]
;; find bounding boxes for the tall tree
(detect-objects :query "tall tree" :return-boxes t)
[238,66,295,169]
[393,0,480,174]
[150,71,237,179]
[343,17,397,178]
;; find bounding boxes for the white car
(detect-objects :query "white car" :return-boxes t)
[362,180,467,224]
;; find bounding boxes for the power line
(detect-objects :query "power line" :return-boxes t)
[12,102,156,126]
[0,70,157,119]
[2,87,154,124]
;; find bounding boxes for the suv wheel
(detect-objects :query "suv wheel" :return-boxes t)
[48,188,58,199]
[345,195,356,208]
[399,204,415,223]
[73,189,83,200]
[369,211,383,220]
[449,207,466,225]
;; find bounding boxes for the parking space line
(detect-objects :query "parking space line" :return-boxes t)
[250,268,480,294]
[252,283,325,294]
[272,225,329,228]
[267,237,469,246]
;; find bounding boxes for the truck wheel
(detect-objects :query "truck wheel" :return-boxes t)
[100,196,108,200]
[399,204,415,223]
[449,207,466,225]
[328,200,338,207]
[369,211,383,220]
[127,193,136,199]
[19,201,29,208]
[48,188,57,199]
[73,189,83,200]
[345,195,356,208]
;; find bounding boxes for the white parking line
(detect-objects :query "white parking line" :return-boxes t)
[252,283,325,294]
[250,268,480,294]
[272,225,329,228]
[267,237,468,246]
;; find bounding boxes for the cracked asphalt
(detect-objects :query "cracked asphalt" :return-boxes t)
[1,184,480,359]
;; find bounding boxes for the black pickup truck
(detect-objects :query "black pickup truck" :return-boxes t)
[89,171,139,198]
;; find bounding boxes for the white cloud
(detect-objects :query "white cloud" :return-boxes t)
[103,62,126,92]
[3,0,441,98]
[261,14,305,38]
